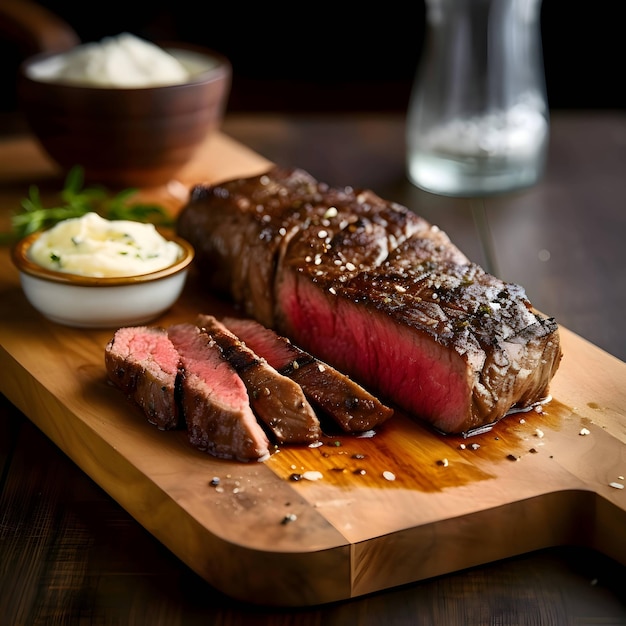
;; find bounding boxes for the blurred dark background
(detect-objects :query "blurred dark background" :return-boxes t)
[1,0,624,115]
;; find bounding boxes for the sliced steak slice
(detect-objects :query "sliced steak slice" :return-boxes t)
[177,166,562,435]
[105,326,181,430]
[222,315,394,433]
[195,314,321,444]
[167,323,270,461]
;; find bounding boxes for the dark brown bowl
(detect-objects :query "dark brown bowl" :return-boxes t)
[18,42,231,188]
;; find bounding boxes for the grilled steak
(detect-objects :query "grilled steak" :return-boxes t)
[167,323,270,461]
[176,166,562,435]
[195,314,321,444]
[222,315,394,433]
[105,326,181,430]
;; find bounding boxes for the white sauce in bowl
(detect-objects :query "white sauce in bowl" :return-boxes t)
[28,212,182,278]
[25,33,199,88]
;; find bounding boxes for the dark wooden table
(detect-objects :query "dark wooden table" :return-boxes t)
[1,110,625,624]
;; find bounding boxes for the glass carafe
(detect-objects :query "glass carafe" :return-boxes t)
[406,0,549,197]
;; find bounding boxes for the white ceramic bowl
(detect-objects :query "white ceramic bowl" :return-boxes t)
[12,230,194,328]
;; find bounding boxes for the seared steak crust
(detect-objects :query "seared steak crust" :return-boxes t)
[177,167,562,434]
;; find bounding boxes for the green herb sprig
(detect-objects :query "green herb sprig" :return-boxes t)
[2,166,174,243]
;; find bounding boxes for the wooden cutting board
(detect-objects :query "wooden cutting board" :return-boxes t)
[0,133,625,607]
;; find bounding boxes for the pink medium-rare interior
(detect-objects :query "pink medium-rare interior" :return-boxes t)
[167,324,249,409]
[277,275,472,433]
[116,326,180,376]
[223,317,295,371]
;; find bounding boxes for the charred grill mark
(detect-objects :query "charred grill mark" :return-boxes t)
[215,340,262,375]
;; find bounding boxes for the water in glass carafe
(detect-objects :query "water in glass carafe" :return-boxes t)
[406,0,549,197]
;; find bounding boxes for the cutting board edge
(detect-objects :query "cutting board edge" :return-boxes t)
[348,486,626,599]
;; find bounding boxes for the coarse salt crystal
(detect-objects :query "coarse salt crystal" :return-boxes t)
[356,430,376,438]
[579,428,591,436]
[302,471,323,481]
